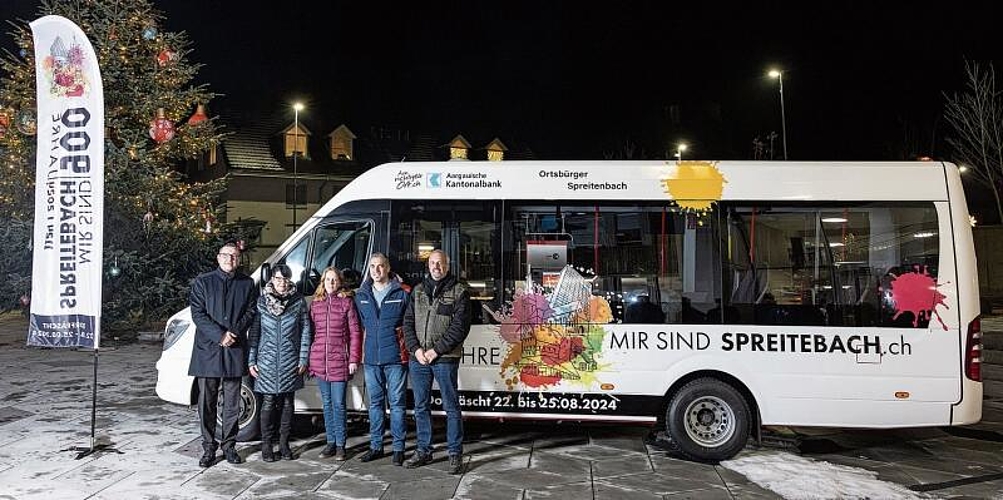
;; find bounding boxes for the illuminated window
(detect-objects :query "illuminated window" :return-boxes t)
[450,147,468,160]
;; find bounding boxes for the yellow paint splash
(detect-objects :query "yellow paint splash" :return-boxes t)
[661,161,727,211]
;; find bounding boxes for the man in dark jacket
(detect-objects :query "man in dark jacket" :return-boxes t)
[354,252,410,466]
[403,249,471,474]
[189,241,258,467]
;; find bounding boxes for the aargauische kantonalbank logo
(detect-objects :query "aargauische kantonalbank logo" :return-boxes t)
[427,172,442,188]
[394,170,422,190]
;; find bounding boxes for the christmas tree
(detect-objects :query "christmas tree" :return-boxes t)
[0,0,240,333]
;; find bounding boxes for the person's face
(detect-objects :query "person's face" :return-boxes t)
[428,252,448,281]
[368,257,389,283]
[271,275,291,294]
[217,246,240,273]
[323,270,340,295]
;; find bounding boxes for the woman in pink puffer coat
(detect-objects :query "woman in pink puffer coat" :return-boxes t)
[309,267,362,461]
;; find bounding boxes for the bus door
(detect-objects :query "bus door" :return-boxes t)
[389,200,502,398]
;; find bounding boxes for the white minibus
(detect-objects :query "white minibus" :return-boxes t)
[156,160,983,461]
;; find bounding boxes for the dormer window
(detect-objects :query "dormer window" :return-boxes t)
[284,123,310,158]
[449,134,471,161]
[328,125,356,161]
[485,137,508,162]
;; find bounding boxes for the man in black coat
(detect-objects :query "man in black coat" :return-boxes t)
[189,241,258,467]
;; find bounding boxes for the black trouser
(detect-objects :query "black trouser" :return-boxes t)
[197,377,241,452]
[260,392,294,445]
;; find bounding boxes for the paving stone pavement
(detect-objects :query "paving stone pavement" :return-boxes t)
[1,313,1003,499]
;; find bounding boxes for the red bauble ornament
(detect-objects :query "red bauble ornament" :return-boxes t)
[156,49,177,67]
[149,108,175,143]
[187,103,208,126]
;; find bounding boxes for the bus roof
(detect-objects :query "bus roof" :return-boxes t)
[313,160,955,220]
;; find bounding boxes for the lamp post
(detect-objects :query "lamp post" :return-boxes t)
[768,69,788,160]
[674,142,688,161]
[292,102,304,231]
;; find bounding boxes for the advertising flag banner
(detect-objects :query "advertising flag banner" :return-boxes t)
[27,16,104,349]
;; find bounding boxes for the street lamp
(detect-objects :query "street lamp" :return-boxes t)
[674,142,688,161]
[292,102,304,231]
[768,69,788,160]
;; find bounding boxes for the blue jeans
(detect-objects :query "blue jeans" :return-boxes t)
[364,363,407,452]
[410,359,463,456]
[317,380,347,446]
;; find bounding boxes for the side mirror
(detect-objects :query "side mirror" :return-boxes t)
[260,263,272,287]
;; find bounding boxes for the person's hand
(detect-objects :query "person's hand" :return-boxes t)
[414,348,428,365]
[221,331,237,347]
[296,365,307,375]
[249,365,259,378]
[348,362,358,375]
[425,349,439,363]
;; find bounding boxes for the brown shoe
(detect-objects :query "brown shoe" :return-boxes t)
[334,447,347,461]
[319,444,337,458]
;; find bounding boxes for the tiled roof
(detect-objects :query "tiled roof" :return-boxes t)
[217,108,537,170]
[220,115,285,171]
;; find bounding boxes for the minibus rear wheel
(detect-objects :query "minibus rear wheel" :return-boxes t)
[665,377,750,462]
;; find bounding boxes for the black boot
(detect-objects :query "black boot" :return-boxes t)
[260,395,277,462]
[279,438,294,460]
[261,441,276,462]
[277,393,295,460]
[198,445,217,468]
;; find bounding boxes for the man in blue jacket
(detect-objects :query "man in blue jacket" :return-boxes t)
[355,252,410,466]
[189,241,258,467]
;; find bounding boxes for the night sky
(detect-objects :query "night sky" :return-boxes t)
[3,1,1002,162]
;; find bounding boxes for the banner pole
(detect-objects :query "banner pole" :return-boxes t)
[68,347,121,459]
[89,348,97,451]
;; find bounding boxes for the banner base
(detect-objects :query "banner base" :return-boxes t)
[63,443,123,460]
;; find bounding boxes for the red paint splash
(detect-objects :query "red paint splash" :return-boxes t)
[888,265,949,330]
[541,337,584,366]
[519,365,562,387]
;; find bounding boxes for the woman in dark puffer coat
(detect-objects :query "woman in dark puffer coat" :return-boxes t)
[248,264,311,462]
[309,267,363,460]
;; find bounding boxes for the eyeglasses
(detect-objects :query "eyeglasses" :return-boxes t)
[218,253,240,260]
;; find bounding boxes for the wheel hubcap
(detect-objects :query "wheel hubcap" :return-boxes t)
[216,384,257,429]
[683,395,735,447]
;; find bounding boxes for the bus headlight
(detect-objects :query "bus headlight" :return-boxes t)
[163,318,190,351]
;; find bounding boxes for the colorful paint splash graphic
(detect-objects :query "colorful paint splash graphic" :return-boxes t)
[487,266,612,389]
[885,265,949,330]
[660,160,727,211]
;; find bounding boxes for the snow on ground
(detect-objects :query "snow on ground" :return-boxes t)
[722,451,929,500]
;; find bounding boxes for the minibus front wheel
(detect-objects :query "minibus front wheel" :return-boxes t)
[665,377,750,462]
[212,377,261,442]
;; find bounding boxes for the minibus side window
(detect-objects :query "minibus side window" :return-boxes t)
[502,202,720,325]
[723,203,940,328]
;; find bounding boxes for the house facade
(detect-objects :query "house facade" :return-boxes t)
[186,109,534,267]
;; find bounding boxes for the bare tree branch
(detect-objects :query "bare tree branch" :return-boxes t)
[944,61,1003,222]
